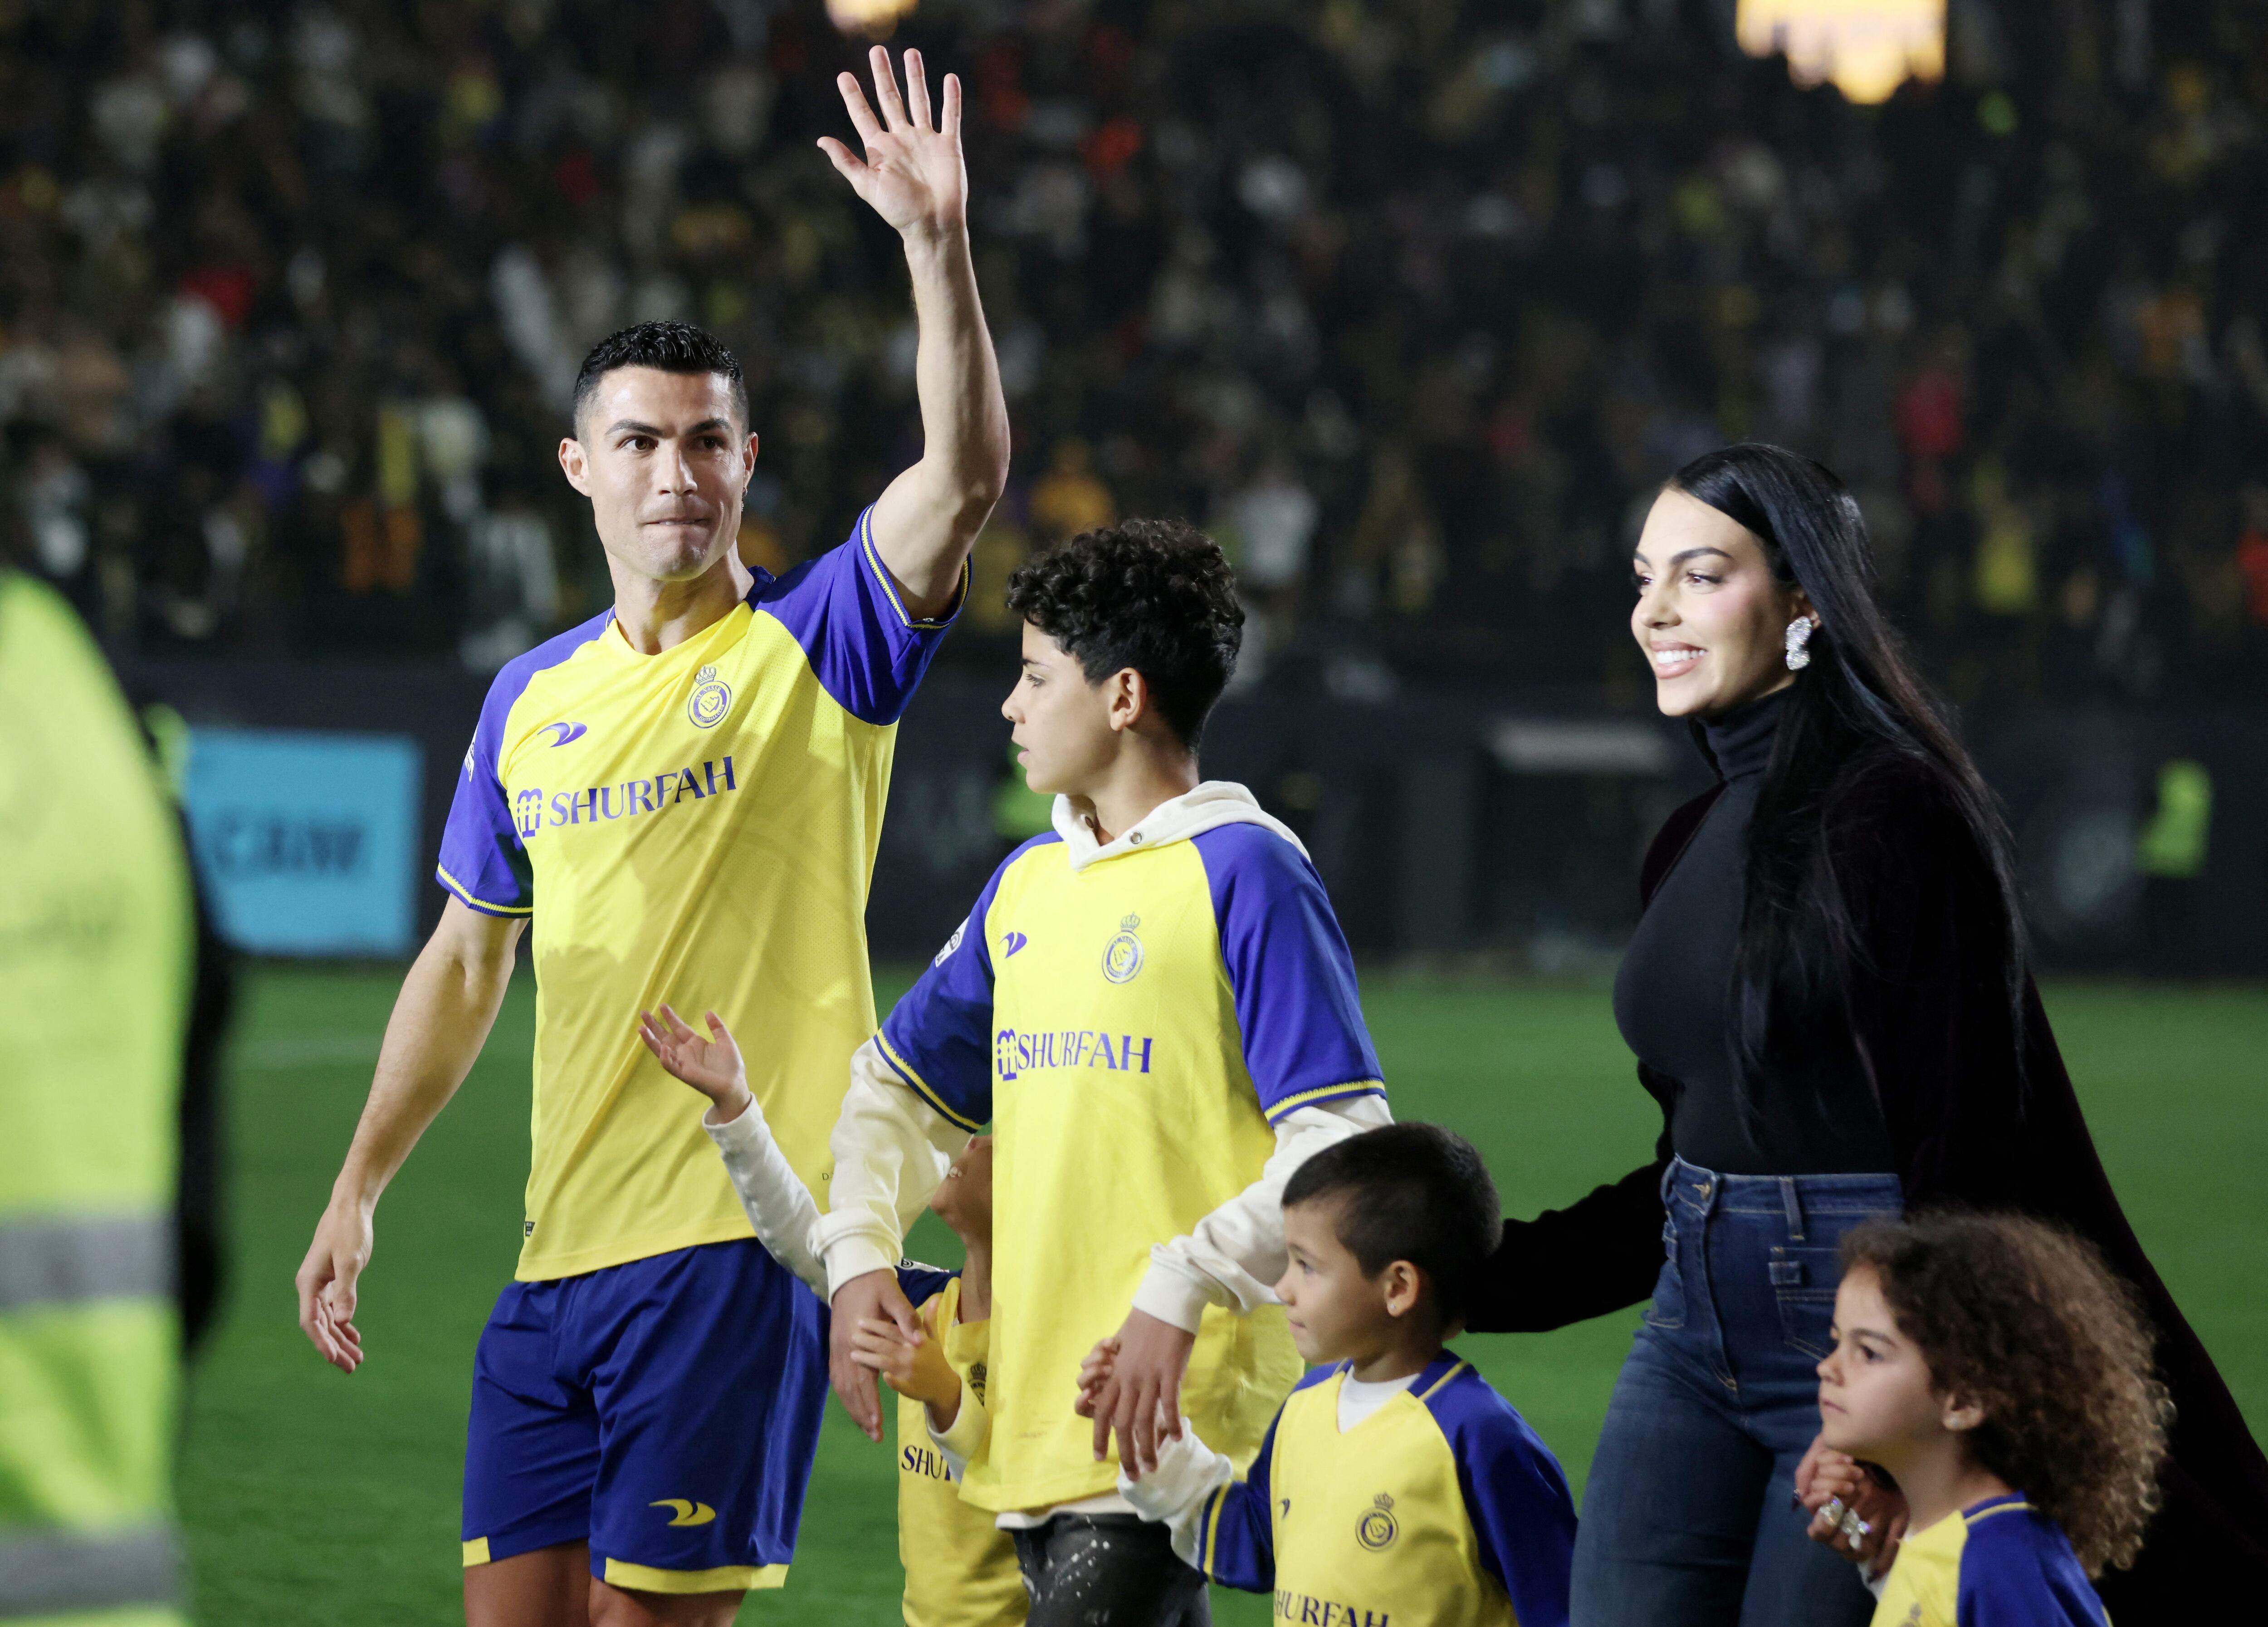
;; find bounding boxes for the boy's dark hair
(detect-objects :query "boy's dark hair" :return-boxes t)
[572,321,748,433]
[1282,1123,1502,1326]
[1003,519,1243,749]
[1841,1211,2171,1576]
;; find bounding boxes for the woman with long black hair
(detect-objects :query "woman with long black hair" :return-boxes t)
[1463,444,2268,1623]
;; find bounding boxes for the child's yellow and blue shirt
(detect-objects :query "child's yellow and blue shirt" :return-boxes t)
[1873,1494,2108,1627]
[875,805,1386,1513]
[1173,1354,1574,1627]
[892,1264,1024,1627]
[436,507,956,1280]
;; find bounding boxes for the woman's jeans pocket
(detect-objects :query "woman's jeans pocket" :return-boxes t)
[1771,1246,1844,1358]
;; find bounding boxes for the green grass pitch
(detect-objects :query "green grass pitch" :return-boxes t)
[180,969,2267,1624]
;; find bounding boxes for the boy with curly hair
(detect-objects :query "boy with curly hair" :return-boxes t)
[1808,1211,2170,1625]
[816,519,1393,1625]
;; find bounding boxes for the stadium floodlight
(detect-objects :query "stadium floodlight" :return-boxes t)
[828,0,919,40]
[1735,0,1945,105]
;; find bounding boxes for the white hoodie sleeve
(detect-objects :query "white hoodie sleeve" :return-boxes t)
[1130,1093,1395,1332]
[811,1036,968,1299]
[703,1094,827,1296]
[1117,1421,1237,1568]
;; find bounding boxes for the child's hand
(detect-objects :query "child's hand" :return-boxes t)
[1073,1338,1120,1419]
[850,1316,958,1413]
[637,1004,753,1122]
[1796,1435,1906,1579]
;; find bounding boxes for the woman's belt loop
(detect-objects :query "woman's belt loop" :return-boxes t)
[1779,1176,1806,1241]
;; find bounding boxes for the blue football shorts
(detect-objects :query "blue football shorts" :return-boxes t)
[460,1238,827,1595]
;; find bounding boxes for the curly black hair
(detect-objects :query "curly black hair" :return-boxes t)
[572,321,748,434]
[1282,1123,1503,1328]
[1841,1211,2171,1576]
[1003,519,1243,749]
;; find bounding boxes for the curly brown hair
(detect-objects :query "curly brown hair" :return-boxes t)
[1841,1212,2171,1575]
[1004,518,1243,748]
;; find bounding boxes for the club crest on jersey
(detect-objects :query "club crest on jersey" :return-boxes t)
[687,664,732,729]
[1102,914,1144,984]
[1356,1492,1398,1551]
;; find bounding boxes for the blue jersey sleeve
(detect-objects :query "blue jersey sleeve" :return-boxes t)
[875,837,1060,1131]
[1191,824,1385,1122]
[894,1264,960,1310]
[1956,1504,2109,1627]
[434,615,607,916]
[1427,1362,1577,1627]
[754,504,965,726]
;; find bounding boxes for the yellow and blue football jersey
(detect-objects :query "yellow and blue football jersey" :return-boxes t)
[877,814,1386,1513]
[1194,1355,1575,1627]
[1873,1495,2109,1627]
[893,1266,1025,1627]
[437,507,958,1280]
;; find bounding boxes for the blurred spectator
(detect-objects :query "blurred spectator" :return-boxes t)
[0,0,2259,706]
[1027,437,1114,544]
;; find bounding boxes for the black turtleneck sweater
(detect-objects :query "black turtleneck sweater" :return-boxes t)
[1608,687,1894,1175]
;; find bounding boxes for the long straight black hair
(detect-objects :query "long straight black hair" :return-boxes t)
[1669,444,2028,1118]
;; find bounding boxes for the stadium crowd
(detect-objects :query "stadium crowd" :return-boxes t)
[1,0,2265,702]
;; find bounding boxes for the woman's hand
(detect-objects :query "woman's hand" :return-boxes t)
[636,1004,753,1124]
[1795,1433,1907,1579]
[850,1315,960,1415]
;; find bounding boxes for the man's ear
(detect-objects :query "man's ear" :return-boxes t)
[559,436,592,497]
[1105,667,1149,735]
[742,431,760,489]
[1381,1260,1423,1320]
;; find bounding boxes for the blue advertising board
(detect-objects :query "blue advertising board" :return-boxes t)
[184,729,422,956]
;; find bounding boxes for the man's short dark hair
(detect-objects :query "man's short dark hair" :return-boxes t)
[1003,519,1243,749]
[1282,1123,1503,1325]
[571,321,748,434]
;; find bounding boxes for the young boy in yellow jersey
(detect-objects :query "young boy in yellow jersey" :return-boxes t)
[812,519,1393,1625]
[1093,1123,1577,1627]
[633,1008,1025,1626]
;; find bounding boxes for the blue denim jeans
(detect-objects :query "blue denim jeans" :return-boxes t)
[1570,1157,1900,1627]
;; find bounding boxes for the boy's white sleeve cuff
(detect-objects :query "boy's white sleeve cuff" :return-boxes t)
[1117,1423,1233,1568]
[817,1232,901,1301]
[926,1381,987,1474]
[703,1101,764,1150]
[1131,1255,1221,1334]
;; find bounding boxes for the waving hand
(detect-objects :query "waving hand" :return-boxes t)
[818,46,966,240]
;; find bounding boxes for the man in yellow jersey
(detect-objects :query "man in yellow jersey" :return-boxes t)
[814,521,1392,1625]
[290,46,1007,1627]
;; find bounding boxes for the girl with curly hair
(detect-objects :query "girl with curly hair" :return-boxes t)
[1811,1212,2170,1625]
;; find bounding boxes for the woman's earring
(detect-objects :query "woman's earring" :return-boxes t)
[1784,617,1815,671]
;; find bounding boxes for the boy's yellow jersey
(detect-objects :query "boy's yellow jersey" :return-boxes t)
[1873,1495,2108,1627]
[436,508,958,1280]
[1194,1355,1575,1627]
[877,813,1386,1513]
[893,1269,1025,1627]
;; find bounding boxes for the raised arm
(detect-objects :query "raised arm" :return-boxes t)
[820,46,1009,618]
[294,898,524,1372]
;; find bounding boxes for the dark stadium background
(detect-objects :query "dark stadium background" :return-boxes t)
[3,0,2261,1621]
